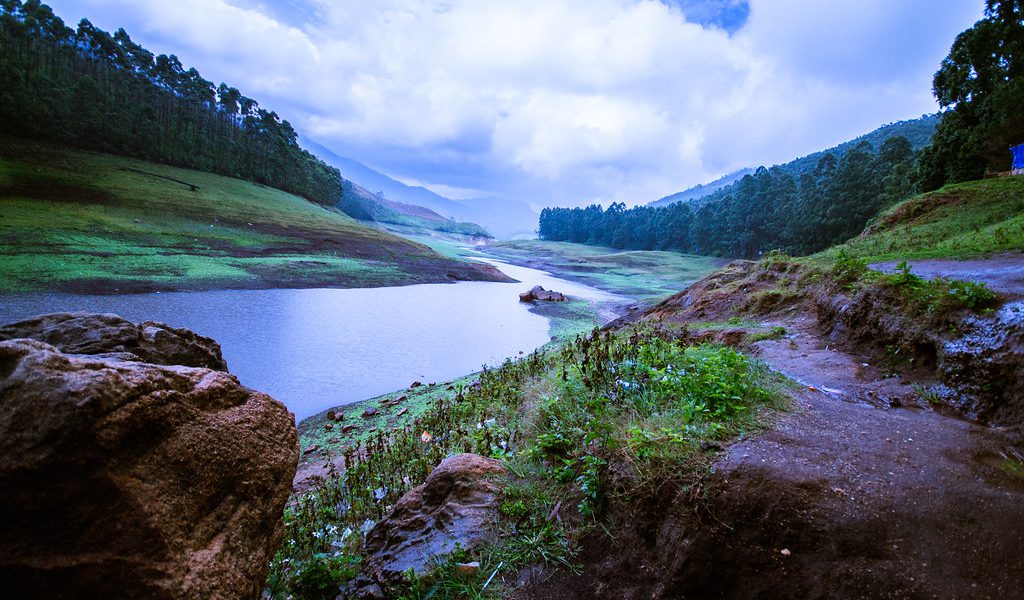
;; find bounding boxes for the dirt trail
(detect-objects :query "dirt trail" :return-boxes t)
[523,316,1024,599]
[518,258,1024,599]
[712,313,1024,597]
[870,253,1024,298]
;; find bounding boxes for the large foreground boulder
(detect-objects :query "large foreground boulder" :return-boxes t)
[0,336,298,599]
[0,312,228,370]
[360,454,506,587]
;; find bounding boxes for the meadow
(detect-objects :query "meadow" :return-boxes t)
[0,138,497,292]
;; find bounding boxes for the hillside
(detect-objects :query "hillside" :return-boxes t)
[305,139,539,239]
[0,139,511,293]
[649,114,939,209]
[339,179,491,238]
[648,168,753,208]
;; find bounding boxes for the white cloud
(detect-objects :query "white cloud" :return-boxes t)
[50,0,985,206]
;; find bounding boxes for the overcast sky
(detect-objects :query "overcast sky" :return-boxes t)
[49,0,984,207]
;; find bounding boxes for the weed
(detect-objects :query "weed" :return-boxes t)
[268,325,784,598]
[749,326,788,342]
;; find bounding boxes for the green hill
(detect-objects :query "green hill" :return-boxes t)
[816,175,1024,262]
[0,139,509,293]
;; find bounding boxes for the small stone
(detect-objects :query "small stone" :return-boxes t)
[342,425,357,433]
[397,407,408,416]
[456,561,480,576]
[363,407,378,418]
[327,410,337,421]
[324,423,334,431]
[329,437,341,444]
[780,548,791,557]
[396,395,408,403]
[410,381,422,388]
[302,445,320,455]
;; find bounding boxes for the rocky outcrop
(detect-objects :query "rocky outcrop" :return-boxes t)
[0,312,228,370]
[0,333,298,598]
[519,285,568,302]
[359,454,506,587]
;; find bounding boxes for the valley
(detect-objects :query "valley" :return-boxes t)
[1,2,1023,599]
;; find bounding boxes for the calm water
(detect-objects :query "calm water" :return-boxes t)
[0,259,620,421]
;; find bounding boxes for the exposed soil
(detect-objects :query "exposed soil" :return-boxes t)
[513,257,1024,599]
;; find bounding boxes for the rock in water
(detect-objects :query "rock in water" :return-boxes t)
[361,454,506,586]
[519,285,568,302]
[0,312,228,370]
[0,337,298,599]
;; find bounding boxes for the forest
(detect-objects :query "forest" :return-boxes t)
[0,0,343,205]
[539,136,917,257]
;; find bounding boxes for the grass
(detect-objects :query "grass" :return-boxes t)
[0,137,499,292]
[483,240,729,302]
[274,325,786,598]
[813,176,1024,264]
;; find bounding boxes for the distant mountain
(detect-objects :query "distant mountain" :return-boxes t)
[304,139,538,239]
[648,168,754,208]
[649,114,941,208]
[339,179,491,238]
[770,114,940,179]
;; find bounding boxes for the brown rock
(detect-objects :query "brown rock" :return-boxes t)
[518,285,568,303]
[397,407,409,416]
[396,395,408,403]
[0,338,298,599]
[0,312,227,370]
[363,406,378,418]
[324,423,334,431]
[409,381,423,389]
[362,454,506,583]
[342,424,357,434]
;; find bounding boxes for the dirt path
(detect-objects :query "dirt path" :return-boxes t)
[521,297,1024,598]
[715,317,1024,597]
[870,253,1024,298]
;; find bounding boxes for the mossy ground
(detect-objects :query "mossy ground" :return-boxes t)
[0,138,501,292]
[482,240,729,302]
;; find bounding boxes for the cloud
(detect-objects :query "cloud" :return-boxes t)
[49,0,984,207]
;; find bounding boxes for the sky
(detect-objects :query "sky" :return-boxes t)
[49,0,984,208]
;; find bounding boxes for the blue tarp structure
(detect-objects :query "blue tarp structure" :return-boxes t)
[1012,144,1024,170]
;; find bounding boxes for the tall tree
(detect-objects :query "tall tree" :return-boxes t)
[918,0,1024,188]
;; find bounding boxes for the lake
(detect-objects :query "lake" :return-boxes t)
[0,259,621,421]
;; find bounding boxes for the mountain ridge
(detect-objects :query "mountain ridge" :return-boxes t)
[303,139,539,239]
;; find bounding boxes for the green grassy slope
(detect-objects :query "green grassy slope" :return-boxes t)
[0,139,507,292]
[814,175,1024,263]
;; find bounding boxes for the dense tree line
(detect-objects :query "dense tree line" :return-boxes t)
[0,0,342,205]
[539,136,916,258]
[918,0,1024,189]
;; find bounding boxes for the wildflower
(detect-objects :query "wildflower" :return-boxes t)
[421,431,432,443]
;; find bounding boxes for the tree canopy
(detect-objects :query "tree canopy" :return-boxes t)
[917,0,1024,188]
[0,0,343,205]
[538,136,916,258]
